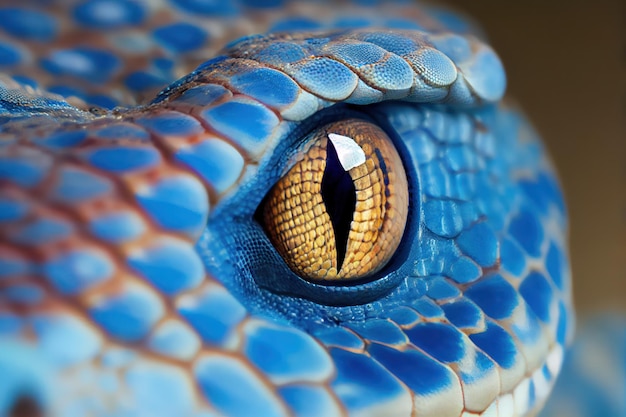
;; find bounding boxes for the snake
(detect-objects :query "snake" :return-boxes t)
[0,1,574,416]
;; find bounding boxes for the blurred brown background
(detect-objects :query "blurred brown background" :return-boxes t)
[445,1,625,313]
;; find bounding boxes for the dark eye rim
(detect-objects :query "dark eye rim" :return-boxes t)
[246,104,421,306]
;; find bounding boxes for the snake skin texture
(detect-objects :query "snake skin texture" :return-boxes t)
[0,1,573,416]
[539,315,626,417]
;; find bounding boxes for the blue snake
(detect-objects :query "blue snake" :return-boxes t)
[0,1,575,416]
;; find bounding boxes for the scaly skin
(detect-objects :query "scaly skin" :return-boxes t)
[0,1,572,416]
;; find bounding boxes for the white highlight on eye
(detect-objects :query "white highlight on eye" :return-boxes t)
[328,133,366,171]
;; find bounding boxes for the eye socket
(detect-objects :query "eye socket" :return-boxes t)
[259,119,409,283]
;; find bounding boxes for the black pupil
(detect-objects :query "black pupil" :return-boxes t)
[321,138,357,269]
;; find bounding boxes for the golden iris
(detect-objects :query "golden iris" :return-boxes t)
[259,119,408,282]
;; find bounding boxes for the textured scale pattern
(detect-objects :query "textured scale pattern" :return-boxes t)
[0,1,573,417]
[539,315,626,417]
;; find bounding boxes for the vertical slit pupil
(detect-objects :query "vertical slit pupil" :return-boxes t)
[321,138,357,270]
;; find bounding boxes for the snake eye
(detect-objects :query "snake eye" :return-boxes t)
[259,119,409,283]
